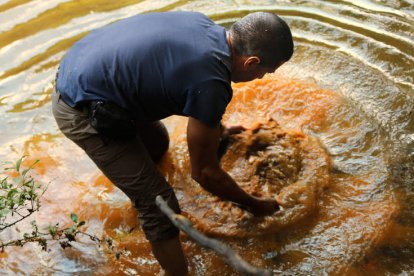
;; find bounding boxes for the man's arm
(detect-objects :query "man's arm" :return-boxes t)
[187,117,279,216]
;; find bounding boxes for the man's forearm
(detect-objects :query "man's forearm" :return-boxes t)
[192,165,280,217]
[194,166,255,208]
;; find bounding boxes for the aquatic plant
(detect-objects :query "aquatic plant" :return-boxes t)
[0,157,106,253]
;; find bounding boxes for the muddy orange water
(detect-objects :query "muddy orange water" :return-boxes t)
[0,1,413,275]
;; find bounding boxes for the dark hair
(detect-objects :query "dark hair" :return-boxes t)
[230,12,294,67]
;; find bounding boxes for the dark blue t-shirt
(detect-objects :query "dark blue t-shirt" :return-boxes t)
[56,11,232,127]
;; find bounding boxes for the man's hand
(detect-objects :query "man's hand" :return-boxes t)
[221,124,246,139]
[187,117,279,218]
[245,196,280,217]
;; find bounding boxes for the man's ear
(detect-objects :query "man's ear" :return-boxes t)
[243,56,261,68]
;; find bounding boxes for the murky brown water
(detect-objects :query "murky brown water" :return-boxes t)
[0,0,413,275]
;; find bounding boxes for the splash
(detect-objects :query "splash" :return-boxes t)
[177,119,331,237]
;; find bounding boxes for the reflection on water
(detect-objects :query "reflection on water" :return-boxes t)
[0,0,413,275]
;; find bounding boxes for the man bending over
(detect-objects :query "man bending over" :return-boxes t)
[52,11,294,275]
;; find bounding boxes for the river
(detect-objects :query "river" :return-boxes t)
[0,0,413,275]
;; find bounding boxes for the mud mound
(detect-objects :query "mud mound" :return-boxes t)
[182,119,331,237]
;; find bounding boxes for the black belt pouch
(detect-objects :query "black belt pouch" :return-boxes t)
[89,101,136,138]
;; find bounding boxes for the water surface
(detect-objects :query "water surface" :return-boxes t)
[0,0,413,275]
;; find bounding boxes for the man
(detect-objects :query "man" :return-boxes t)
[52,11,293,275]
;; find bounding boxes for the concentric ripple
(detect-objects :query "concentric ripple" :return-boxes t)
[0,0,413,275]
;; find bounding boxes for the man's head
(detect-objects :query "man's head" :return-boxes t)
[228,12,294,83]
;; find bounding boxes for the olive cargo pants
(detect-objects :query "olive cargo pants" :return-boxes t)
[52,89,180,241]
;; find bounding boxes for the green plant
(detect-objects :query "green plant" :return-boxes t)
[0,157,102,252]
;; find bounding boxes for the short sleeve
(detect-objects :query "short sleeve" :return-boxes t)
[182,80,232,127]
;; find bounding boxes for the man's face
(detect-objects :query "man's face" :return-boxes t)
[232,64,277,83]
[231,56,281,83]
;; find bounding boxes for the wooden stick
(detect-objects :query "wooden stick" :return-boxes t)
[155,195,273,276]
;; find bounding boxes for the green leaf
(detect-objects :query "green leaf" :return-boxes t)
[70,213,78,223]
[48,225,57,237]
[21,168,30,177]
[7,188,17,198]
[77,221,85,227]
[16,158,22,173]
[1,177,9,189]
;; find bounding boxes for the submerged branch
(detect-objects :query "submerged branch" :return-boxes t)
[155,195,272,276]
